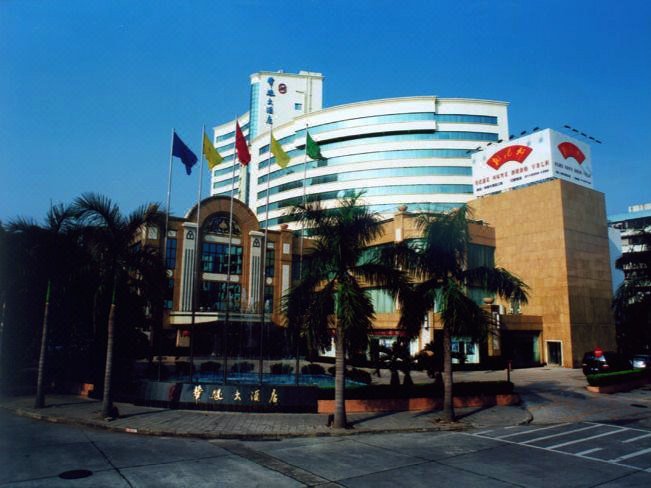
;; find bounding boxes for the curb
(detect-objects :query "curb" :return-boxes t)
[3,404,470,440]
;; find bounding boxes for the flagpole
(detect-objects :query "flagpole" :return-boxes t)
[159,128,176,381]
[295,124,310,385]
[223,117,239,385]
[188,125,205,384]
[258,125,274,385]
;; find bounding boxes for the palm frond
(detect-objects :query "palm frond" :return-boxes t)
[462,266,530,304]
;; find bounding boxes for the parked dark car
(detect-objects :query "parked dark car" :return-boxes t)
[582,351,631,375]
[631,354,651,369]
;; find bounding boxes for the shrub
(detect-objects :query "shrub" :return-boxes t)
[586,369,646,387]
[270,363,294,375]
[301,363,326,375]
[230,362,255,373]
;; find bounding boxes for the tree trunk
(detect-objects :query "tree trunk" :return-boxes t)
[34,281,51,409]
[333,321,347,429]
[101,300,117,418]
[442,325,455,422]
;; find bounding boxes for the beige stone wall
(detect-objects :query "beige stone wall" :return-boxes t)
[471,180,615,367]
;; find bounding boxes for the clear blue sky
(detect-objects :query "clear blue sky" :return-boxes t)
[1,0,650,222]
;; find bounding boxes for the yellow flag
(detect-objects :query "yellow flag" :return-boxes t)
[270,132,290,168]
[203,133,223,170]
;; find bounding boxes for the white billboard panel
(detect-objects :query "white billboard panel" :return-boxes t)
[472,129,592,197]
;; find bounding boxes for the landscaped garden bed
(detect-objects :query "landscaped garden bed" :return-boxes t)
[585,369,651,394]
[317,381,519,413]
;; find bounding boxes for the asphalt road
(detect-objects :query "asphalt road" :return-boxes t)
[2,410,651,487]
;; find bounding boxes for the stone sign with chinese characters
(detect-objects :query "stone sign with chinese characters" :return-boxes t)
[138,381,319,413]
[472,128,593,197]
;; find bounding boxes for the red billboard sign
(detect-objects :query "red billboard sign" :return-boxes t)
[557,142,586,164]
[487,145,533,170]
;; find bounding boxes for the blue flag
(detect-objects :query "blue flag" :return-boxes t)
[172,132,198,175]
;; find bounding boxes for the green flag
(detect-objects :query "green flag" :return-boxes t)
[306,132,324,160]
[270,132,290,168]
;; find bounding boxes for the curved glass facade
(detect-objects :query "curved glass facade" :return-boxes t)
[211,94,508,229]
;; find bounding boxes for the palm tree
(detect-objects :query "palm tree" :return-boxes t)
[73,193,164,418]
[397,205,529,422]
[284,194,409,429]
[8,204,76,408]
[612,252,651,352]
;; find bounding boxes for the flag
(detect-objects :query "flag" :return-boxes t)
[306,132,324,160]
[203,133,223,170]
[235,122,251,165]
[270,132,290,168]
[172,132,198,175]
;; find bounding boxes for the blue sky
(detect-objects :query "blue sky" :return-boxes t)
[1,0,650,222]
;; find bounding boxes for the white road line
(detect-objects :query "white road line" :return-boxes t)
[521,425,600,444]
[474,430,494,435]
[611,447,651,462]
[495,423,571,439]
[547,428,625,449]
[576,447,603,456]
[622,433,651,443]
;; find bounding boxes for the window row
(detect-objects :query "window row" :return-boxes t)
[257,148,472,185]
[259,112,498,152]
[256,184,472,214]
[257,166,472,199]
[259,131,497,170]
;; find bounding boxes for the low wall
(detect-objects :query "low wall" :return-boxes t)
[317,394,520,414]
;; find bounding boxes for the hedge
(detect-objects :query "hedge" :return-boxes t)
[586,369,649,387]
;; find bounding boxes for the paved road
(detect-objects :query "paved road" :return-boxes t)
[2,410,651,487]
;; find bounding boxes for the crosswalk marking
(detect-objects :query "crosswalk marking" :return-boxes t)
[496,423,571,439]
[470,422,651,472]
[576,447,603,456]
[623,433,651,443]
[546,428,624,449]
[520,424,599,444]
[611,447,651,462]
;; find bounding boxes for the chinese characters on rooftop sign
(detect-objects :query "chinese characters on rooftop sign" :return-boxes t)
[472,128,593,197]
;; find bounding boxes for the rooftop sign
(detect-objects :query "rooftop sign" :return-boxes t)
[472,128,592,197]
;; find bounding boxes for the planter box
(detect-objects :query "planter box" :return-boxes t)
[317,393,520,413]
[586,378,648,394]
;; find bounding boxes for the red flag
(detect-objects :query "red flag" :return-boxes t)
[235,122,251,165]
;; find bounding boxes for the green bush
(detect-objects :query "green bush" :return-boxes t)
[270,363,294,375]
[586,369,647,387]
[301,363,326,375]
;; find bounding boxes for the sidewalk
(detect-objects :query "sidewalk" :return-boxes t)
[0,393,531,439]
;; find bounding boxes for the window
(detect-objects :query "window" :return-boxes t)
[294,102,303,111]
[264,285,274,312]
[200,282,241,312]
[265,248,275,277]
[165,238,177,269]
[202,243,243,275]
[203,213,242,236]
[163,278,174,310]
[368,288,395,313]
